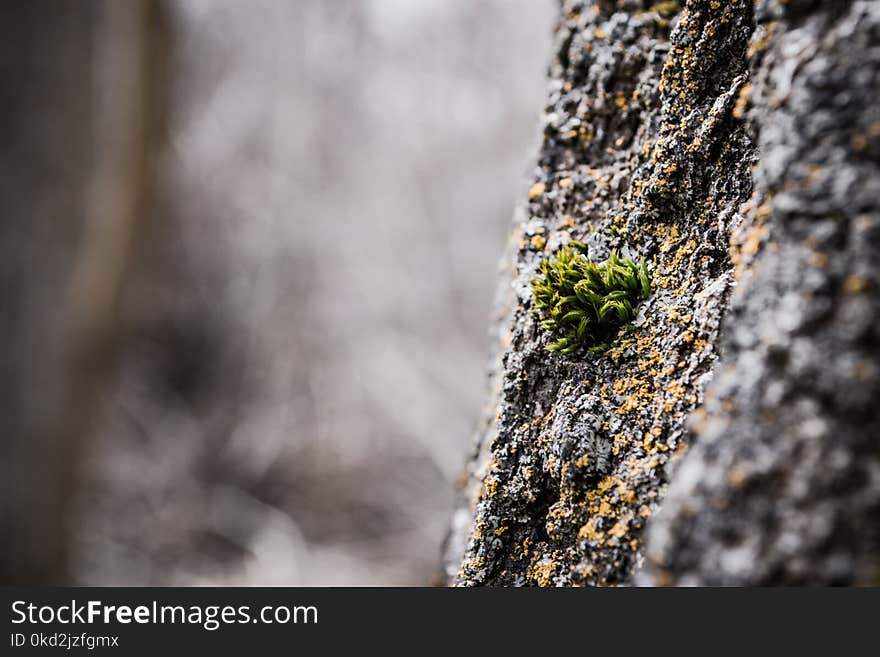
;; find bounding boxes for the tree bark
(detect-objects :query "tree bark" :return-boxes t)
[447,0,880,586]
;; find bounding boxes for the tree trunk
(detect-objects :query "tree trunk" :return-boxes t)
[0,0,163,583]
[447,0,880,586]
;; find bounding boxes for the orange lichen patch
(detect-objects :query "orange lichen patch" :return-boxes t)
[636,349,665,373]
[732,222,768,274]
[559,177,574,190]
[612,432,633,454]
[613,377,632,395]
[560,215,575,228]
[608,337,635,363]
[610,214,630,237]
[843,275,869,294]
[596,476,616,493]
[663,304,685,322]
[654,222,681,252]
[513,536,534,561]
[741,220,768,255]
[726,465,749,490]
[666,239,697,272]
[666,381,687,400]
[617,484,636,506]
[576,453,591,469]
[528,181,546,199]
[636,333,654,351]
[594,27,607,39]
[607,521,628,540]
[528,554,560,587]
[730,198,771,279]
[575,562,596,579]
[732,82,751,120]
[530,235,547,251]
[484,475,500,499]
[541,403,556,428]
[545,500,577,542]
[746,21,777,58]
[616,383,654,415]
[578,518,604,543]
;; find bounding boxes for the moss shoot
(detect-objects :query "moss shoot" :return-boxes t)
[531,244,651,354]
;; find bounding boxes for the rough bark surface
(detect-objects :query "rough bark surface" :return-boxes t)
[447,0,880,586]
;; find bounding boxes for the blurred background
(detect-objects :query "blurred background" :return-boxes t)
[0,0,553,585]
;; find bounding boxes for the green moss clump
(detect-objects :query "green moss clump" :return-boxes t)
[648,1,681,19]
[531,244,651,354]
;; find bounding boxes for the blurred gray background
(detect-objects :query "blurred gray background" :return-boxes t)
[59,0,554,585]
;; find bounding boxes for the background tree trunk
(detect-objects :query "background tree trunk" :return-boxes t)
[447,0,880,586]
[0,0,163,584]
[0,0,553,586]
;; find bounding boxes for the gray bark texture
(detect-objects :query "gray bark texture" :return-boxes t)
[447,0,880,586]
